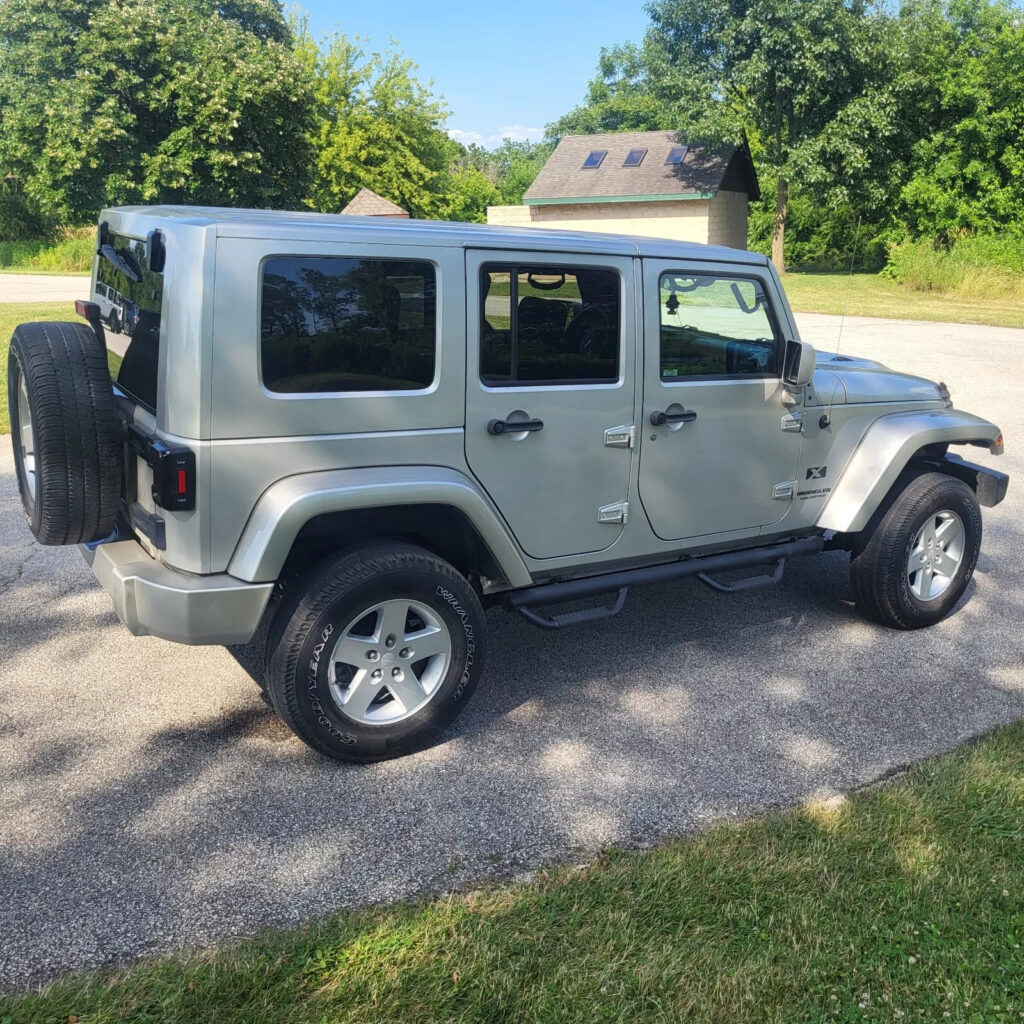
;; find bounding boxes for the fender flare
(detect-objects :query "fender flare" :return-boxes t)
[817,409,1003,534]
[227,465,533,587]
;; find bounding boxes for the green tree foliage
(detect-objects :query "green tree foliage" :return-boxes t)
[295,24,503,223]
[552,0,896,269]
[551,0,1024,269]
[0,0,314,225]
[297,26,451,218]
[898,0,1024,239]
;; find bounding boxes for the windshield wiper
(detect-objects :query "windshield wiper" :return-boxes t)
[99,244,141,283]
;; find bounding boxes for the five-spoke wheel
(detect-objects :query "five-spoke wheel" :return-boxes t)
[852,471,981,629]
[266,541,485,762]
[328,599,452,725]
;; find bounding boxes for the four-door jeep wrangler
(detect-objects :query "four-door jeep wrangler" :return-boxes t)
[7,207,1009,760]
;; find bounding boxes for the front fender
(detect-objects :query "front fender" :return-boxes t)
[227,466,533,587]
[817,409,1004,534]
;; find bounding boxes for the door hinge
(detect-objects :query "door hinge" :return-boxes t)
[598,501,630,525]
[772,480,797,501]
[781,412,804,433]
[604,424,636,449]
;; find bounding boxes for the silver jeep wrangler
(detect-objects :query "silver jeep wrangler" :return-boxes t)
[7,207,1008,761]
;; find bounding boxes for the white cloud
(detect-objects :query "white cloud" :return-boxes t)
[447,124,546,149]
[490,124,545,144]
[446,128,485,146]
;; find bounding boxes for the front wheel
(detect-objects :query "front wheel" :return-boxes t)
[266,541,486,761]
[850,471,982,629]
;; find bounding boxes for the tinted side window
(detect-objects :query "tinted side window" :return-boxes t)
[659,273,779,379]
[94,232,163,410]
[261,257,436,393]
[481,264,620,386]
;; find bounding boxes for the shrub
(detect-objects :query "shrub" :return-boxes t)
[0,228,93,272]
[882,235,1024,300]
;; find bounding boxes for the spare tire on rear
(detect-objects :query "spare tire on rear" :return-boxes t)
[7,320,123,545]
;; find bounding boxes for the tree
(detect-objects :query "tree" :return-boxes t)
[896,0,1024,239]
[297,25,464,219]
[0,0,314,224]
[551,0,896,269]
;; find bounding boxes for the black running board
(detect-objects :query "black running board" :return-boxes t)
[506,536,823,629]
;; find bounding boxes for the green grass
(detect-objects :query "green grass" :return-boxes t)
[2,722,1022,1023]
[0,303,76,432]
[782,271,1024,328]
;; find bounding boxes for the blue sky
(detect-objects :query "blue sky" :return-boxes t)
[294,0,650,148]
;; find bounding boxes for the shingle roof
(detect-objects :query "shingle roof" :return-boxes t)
[523,132,759,204]
[340,188,409,217]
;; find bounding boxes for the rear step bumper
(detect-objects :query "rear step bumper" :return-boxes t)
[80,539,273,645]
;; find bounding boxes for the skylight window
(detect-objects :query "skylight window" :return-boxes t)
[666,145,688,165]
[582,150,607,169]
[623,148,648,166]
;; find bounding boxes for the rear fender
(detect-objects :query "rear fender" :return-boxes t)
[227,465,532,587]
[817,410,1004,534]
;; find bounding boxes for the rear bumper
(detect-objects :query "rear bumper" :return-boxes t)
[80,539,274,645]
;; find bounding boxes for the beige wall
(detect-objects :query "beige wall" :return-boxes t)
[707,189,748,250]
[487,199,713,245]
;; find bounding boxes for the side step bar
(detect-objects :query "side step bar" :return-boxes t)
[506,536,824,629]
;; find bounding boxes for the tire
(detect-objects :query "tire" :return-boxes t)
[850,471,981,629]
[7,321,123,545]
[266,541,486,762]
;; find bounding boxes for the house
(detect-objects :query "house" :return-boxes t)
[340,188,410,218]
[487,131,759,250]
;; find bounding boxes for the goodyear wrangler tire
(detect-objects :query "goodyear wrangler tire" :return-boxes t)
[266,541,486,762]
[850,472,981,629]
[8,321,122,545]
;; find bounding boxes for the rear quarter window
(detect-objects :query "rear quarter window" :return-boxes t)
[260,256,437,393]
[94,231,164,410]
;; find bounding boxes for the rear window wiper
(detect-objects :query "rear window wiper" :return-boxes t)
[99,244,141,283]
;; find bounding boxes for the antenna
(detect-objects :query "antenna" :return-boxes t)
[823,216,861,428]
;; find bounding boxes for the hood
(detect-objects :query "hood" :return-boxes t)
[812,351,945,406]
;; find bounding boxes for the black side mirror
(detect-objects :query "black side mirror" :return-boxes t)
[782,339,816,388]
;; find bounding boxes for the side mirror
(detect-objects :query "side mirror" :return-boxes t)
[782,339,816,388]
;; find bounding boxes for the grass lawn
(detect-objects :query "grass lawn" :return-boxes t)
[783,271,1024,329]
[3,722,1022,1023]
[0,303,74,433]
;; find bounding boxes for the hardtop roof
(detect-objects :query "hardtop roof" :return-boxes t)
[104,205,768,266]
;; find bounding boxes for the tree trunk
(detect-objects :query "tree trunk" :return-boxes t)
[771,175,788,272]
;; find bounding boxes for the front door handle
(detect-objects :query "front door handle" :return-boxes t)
[488,416,544,436]
[650,408,697,426]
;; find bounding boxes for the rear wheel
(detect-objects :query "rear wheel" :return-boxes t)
[850,472,981,629]
[266,541,486,761]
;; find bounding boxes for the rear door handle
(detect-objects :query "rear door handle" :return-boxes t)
[487,417,544,435]
[650,408,697,426]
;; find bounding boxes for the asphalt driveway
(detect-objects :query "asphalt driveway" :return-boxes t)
[1,312,1022,988]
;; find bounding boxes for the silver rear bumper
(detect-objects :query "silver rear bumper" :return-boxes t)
[80,539,274,645]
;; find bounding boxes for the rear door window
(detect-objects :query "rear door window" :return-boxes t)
[480,263,620,386]
[95,231,164,411]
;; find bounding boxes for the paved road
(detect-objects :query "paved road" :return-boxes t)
[1,313,1022,989]
[0,272,89,303]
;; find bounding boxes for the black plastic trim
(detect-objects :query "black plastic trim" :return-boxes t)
[920,453,1009,508]
[127,425,196,511]
[507,536,824,610]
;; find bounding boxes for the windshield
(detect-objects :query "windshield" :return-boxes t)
[94,231,164,410]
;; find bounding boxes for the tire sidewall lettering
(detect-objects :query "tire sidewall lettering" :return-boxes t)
[304,622,357,745]
[435,583,476,700]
